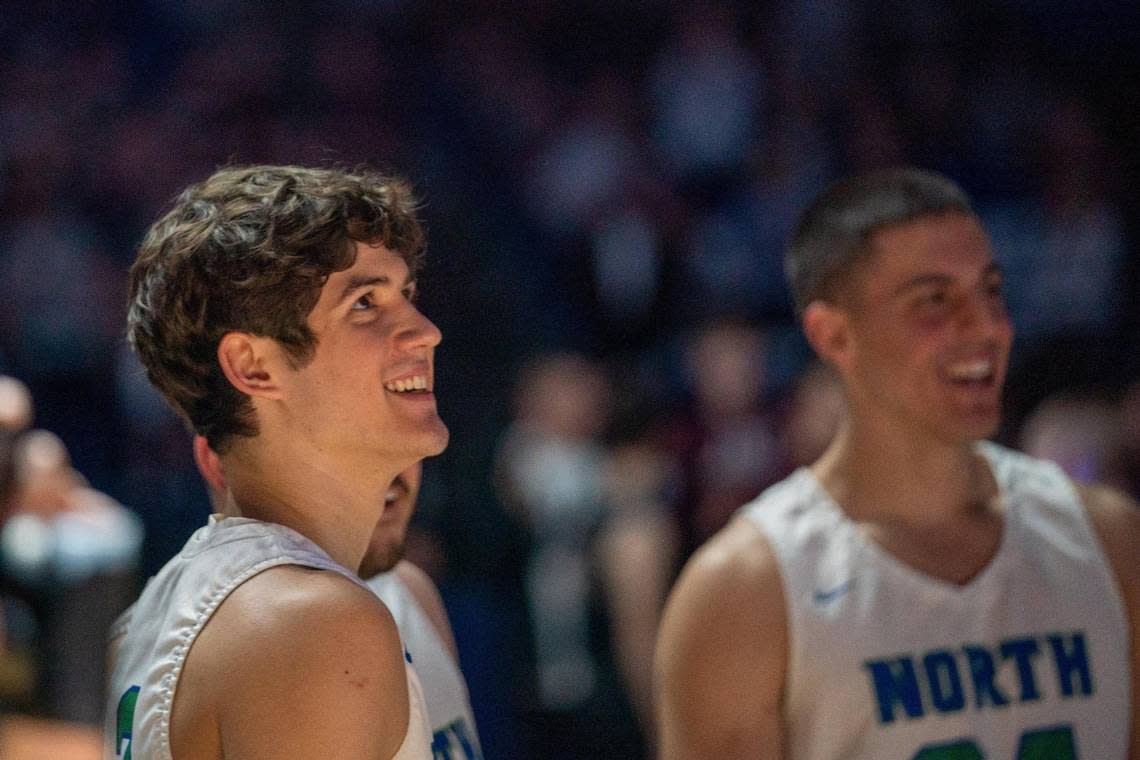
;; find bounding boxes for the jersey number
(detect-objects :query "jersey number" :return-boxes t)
[913,725,1077,760]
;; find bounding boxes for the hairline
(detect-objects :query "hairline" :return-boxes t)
[806,208,980,316]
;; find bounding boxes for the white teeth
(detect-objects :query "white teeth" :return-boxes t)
[385,489,399,503]
[947,360,992,381]
[385,376,429,393]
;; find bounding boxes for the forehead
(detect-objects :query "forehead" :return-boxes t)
[341,240,410,277]
[321,240,410,290]
[860,213,994,286]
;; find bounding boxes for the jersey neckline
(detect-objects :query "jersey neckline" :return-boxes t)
[794,441,1018,598]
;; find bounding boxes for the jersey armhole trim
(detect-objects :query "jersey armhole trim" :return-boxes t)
[744,516,800,726]
[156,554,343,760]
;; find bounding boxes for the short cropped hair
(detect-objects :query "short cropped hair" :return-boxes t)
[785,167,974,315]
[127,165,425,452]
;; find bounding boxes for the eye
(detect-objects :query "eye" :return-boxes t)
[351,293,375,311]
[402,283,417,302]
[919,289,947,307]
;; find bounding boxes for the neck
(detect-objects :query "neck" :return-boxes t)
[221,434,402,573]
[812,417,997,525]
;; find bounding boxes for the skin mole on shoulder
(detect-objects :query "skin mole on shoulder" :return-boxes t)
[344,669,370,689]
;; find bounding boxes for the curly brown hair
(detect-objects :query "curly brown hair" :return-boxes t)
[127,165,425,452]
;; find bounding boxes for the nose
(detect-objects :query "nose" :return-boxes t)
[396,302,442,349]
[956,289,1009,340]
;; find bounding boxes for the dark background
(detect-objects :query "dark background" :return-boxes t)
[2,2,1139,757]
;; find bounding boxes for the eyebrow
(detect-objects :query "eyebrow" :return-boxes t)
[893,263,1002,297]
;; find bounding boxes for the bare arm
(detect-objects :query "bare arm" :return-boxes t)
[597,509,677,744]
[654,517,787,760]
[1080,484,1140,759]
[0,716,101,760]
[394,560,460,663]
[173,565,416,760]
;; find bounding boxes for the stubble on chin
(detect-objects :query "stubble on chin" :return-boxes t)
[359,541,406,580]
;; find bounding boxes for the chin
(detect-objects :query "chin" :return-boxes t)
[361,542,405,579]
[422,423,450,456]
[379,423,449,462]
[946,414,1001,444]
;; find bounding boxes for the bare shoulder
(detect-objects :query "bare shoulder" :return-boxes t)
[1077,484,1140,760]
[664,514,787,633]
[215,563,404,658]
[1078,483,1140,587]
[177,565,411,760]
[1079,480,1140,521]
[394,560,459,661]
[688,512,783,584]
[655,516,787,759]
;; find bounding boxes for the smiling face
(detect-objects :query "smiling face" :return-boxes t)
[825,213,1013,445]
[277,240,448,472]
[359,461,422,578]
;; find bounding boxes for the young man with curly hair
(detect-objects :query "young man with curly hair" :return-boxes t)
[185,437,484,759]
[107,165,447,760]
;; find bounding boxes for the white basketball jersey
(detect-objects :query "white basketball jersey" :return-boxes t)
[742,442,1130,760]
[368,570,483,760]
[105,515,432,760]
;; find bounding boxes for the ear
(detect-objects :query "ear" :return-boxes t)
[217,332,286,401]
[192,435,227,494]
[802,301,854,373]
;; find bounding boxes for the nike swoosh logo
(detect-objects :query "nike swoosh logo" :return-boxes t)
[813,579,854,604]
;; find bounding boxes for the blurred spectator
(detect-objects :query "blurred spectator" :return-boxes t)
[596,432,678,752]
[0,376,33,702]
[525,72,647,238]
[0,376,125,759]
[589,203,665,335]
[4,431,142,586]
[778,362,847,473]
[0,380,141,729]
[496,354,607,702]
[683,199,783,320]
[665,319,783,555]
[0,377,33,434]
[648,2,764,189]
[770,0,858,93]
[0,216,120,379]
[1018,394,1119,484]
[983,98,1126,347]
[496,353,645,758]
[436,18,559,162]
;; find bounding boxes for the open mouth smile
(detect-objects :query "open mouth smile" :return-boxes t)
[944,359,997,389]
[384,375,431,394]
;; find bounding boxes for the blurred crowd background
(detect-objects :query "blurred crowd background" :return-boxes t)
[2,1,1140,758]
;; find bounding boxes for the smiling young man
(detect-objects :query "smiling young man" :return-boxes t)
[107,165,446,760]
[655,168,1140,759]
